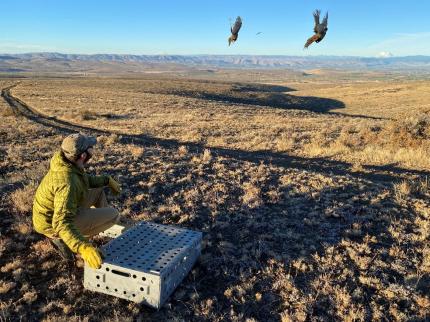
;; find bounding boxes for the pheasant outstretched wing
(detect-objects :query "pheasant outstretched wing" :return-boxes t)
[313,10,320,32]
[231,16,242,35]
[321,12,328,27]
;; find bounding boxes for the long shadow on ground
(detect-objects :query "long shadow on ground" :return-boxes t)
[2,85,427,184]
[140,80,344,114]
[131,80,386,120]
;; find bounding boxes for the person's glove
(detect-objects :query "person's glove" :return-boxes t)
[108,176,121,196]
[78,243,102,269]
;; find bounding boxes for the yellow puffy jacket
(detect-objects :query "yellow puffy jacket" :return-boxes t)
[32,151,108,253]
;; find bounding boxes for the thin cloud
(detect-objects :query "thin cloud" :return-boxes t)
[0,41,56,52]
[369,32,430,52]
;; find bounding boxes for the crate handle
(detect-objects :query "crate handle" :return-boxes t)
[111,269,131,277]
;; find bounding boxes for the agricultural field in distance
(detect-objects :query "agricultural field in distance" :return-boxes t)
[1,70,430,321]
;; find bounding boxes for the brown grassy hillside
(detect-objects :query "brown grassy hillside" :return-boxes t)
[1,75,429,321]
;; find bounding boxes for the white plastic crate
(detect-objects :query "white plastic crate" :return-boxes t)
[84,221,202,308]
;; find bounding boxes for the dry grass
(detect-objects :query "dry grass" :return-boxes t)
[394,177,430,202]
[241,182,263,209]
[12,78,430,171]
[9,181,39,214]
[127,144,144,159]
[98,133,120,146]
[0,106,15,117]
[303,113,430,169]
[0,281,16,294]
[79,109,98,121]
[1,75,430,320]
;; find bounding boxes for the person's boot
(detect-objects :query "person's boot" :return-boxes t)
[49,238,75,262]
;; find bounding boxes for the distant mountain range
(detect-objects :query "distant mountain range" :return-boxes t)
[1,52,430,74]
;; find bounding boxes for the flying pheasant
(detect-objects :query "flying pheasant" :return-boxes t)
[304,10,328,49]
[228,16,242,46]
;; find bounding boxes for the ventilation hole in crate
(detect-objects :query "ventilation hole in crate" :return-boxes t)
[96,275,100,280]
[106,267,110,272]
[140,287,144,291]
[142,277,146,281]
[132,274,137,279]
[132,294,136,297]
[112,269,131,277]
[106,286,109,290]
[97,284,100,287]
[123,291,127,295]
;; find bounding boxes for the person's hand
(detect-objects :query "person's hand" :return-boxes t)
[78,243,102,269]
[108,176,121,196]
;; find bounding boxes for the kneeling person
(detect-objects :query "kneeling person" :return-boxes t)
[32,133,122,269]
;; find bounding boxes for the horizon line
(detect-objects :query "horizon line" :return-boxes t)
[1,51,430,59]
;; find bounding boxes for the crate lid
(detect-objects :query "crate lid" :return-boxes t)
[101,222,202,274]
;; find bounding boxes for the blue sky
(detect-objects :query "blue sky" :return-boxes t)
[1,0,429,56]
